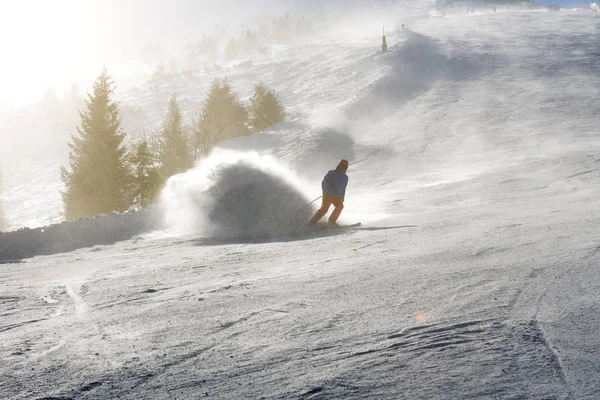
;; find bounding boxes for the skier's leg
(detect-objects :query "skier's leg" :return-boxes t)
[328,198,344,224]
[309,196,333,225]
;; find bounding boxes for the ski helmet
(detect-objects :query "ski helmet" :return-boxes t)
[338,159,349,171]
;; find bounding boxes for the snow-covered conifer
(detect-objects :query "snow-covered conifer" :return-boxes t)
[249,83,285,133]
[158,93,193,179]
[61,69,132,221]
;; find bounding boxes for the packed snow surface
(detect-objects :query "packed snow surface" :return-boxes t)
[2,6,600,400]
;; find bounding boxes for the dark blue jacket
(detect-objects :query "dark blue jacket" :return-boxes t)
[322,169,348,199]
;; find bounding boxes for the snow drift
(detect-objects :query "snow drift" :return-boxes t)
[161,149,315,240]
[0,207,161,263]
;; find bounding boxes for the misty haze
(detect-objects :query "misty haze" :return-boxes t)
[1,0,600,399]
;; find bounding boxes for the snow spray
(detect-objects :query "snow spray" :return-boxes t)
[160,149,314,240]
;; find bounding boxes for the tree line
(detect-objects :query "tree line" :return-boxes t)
[223,14,314,60]
[151,14,316,81]
[61,69,285,222]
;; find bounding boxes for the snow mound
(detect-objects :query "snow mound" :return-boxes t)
[161,149,314,240]
[0,207,161,262]
[345,30,495,124]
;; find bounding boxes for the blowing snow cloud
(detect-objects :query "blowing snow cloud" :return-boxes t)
[161,149,315,240]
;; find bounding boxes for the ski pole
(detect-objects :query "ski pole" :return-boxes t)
[303,195,322,207]
[348,148,381,167]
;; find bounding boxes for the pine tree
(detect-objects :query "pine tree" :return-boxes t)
[190,80,248,160]
[242,29,261,52]
[159,93,193,178]
[189,105,226,159]
[257,21,272,43]
[295,16,313,36]
[249,83,285,132]
[223,81,249,139]
[152,64,168,82]
[273,14,292,43]
[61,69,132,221]
[130,140,162,208]
[196,34,218,60]
[225,38,240,60]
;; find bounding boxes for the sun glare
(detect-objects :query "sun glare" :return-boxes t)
[0,0,101,108]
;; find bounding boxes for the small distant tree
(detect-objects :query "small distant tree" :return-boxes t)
[241,29,262,52]
[295,16,313,35]
[151,64,168,82]
[189,80,248,159]
[249,83,285,132]
[130,140,162,208]
[273,14,292,43]
[220,80,249,139]
[257,21,271,43]
[195,34,218,60]
[158,93,193,179]
[65,82,85,121]
[224,38,240,60]
[61,69,132,221]
[189,106,225,159]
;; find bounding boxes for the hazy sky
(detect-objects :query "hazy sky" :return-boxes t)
[1,0,113,108]
[0,0,349,110]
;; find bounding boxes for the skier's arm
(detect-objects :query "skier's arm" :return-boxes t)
[340,175,348,201]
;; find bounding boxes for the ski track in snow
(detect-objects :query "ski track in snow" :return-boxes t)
[2,5,600,400]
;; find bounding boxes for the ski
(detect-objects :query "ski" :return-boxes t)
[313,222,361,231]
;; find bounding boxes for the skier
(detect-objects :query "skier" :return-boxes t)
[309,159,349,226]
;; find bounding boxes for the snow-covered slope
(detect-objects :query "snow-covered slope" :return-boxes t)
[2,7,600,400]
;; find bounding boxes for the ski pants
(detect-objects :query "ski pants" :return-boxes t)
[309,195,344,225]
